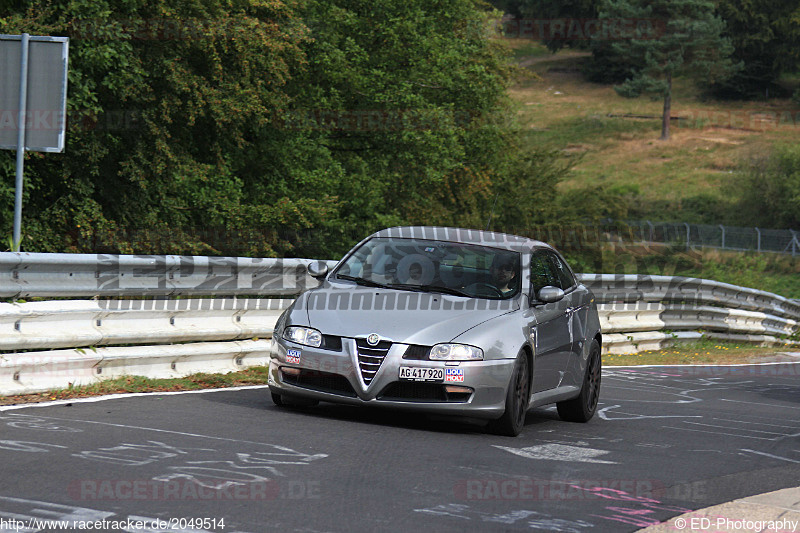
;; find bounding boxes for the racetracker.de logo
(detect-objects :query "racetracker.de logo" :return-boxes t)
[454,479,668,501]
[497,18,666,40]
[67,479,320,501]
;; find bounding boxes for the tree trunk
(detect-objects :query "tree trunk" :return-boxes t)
[660,72,672,140]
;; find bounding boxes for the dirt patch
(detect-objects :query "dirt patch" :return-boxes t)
[695,136,746,145]
[518,50,591,69]
[747,352,800,364]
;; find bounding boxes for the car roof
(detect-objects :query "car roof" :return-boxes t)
[370,226,552,253]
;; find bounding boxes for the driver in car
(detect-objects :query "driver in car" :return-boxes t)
[489,255,518,296]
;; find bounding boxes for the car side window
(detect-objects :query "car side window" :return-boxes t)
[546,252,576,290]
[530,252,560,294]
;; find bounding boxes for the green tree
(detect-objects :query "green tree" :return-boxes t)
[284,0,516,237]
[1,0,525,256]
[602,0,739,140]
[711,0,800,98]
[1,0,318,255]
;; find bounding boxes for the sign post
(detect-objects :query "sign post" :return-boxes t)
[14,33,30,253]
[0,33,69,251]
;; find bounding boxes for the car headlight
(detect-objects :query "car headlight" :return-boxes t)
[283,326,322,348]
[429,343,483,361]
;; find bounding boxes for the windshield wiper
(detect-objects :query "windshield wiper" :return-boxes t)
[336,277,472,298]
[387,284,471,298]
[335,275,391,289]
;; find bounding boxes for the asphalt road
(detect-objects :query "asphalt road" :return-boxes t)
[1,362,799,533]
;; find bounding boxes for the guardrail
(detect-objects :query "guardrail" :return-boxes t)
[0,296,294,396]
[1,253,798,395]
[598,302,799,354]
[0,298,291,351]
[0,340,275,397]
[3,254,798,316]
[579,274,800,320]
[0,253,338,298]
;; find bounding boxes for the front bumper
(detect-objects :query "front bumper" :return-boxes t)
[268,337,515,419]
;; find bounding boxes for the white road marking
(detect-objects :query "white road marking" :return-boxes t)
[598,405,702,421]
[661,426,772,441]
[710,417,800,430]
[605,362,800,369]
[0,385,270,412]
[682,421,795,437]
[0,412,319,448]
[493,443,617,464]
[740,449,800,464]
[720,398,800,410]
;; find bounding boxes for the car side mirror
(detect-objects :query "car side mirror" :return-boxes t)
[307,261,329,279]
[536,286,565,304]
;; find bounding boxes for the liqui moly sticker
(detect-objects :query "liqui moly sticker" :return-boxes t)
[445,368,464,382]
[286,349,301,364]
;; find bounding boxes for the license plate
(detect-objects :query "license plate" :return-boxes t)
[399,366,444,382]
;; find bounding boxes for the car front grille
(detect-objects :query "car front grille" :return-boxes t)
[281,368,357,397]
[376,382,471,403]
[355,338,392,385]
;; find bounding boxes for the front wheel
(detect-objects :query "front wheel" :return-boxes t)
[486,351,530,437]
[271,391,319,408]
[557,339,601,422]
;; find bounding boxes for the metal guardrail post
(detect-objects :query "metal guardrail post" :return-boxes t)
[684,223,690,250]
[755,227,761,252]
[719,224,725,250]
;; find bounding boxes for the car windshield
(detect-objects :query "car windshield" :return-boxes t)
[334,237,521,300]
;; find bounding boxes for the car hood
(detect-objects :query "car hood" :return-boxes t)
[297,283,519,345]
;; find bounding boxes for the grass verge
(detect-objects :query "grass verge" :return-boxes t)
[603,340,799,366]
[0,366,271,406]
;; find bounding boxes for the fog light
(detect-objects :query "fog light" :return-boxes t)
[444,385,473,394]
[281,367,301,377]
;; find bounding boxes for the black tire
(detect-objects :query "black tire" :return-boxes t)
[486,351,530,437]
[271,391,319,408]
[270,392,284,406]
[557,339,601,422]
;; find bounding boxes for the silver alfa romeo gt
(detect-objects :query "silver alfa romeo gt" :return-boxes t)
[268,226,602,436]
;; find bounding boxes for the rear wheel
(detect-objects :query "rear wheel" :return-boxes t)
[486,351,530,437]
[557,339,601,422]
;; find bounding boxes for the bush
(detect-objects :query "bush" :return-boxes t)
[731,144,800,229]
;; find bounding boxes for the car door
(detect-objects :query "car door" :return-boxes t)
[529,251,574,393]
[544,251,591,386]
